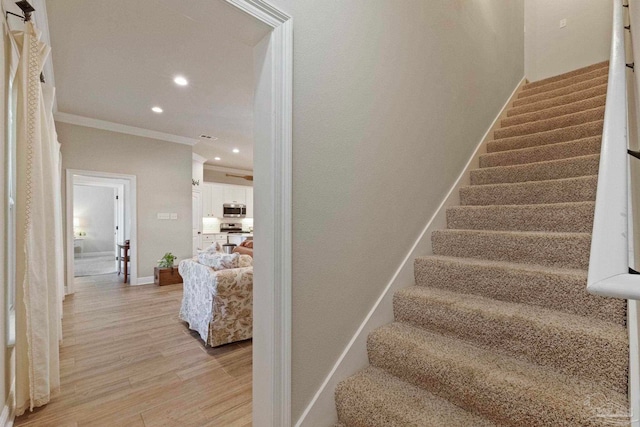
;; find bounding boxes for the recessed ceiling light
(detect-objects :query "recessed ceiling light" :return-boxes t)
[214,157,221,161]
[232,148,240,153]
[151,106,163,113]
[174,76,188,86]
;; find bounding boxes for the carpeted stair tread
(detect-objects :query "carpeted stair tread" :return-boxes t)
[494,106,604,139]
[523,61,608,91]
[479,136,601,168]
[447,201,594,232]
[507,83,607,117]
[470,154,600,185]
[393,285,628,393]
[335,366,496,427]
[367,322,627,427]
[519,66,609,98]
[460,175,597,206]
[431,229,591,269]
[513,74,608,107]
[502,94,607,128]
[413,255,625,325]
[487,120,603,153]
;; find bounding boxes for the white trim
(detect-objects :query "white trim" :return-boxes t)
[629,300,640,426]
[223,1,292,426]
[203,164,254,174]
[66,169,138,292]
[78,251,116,257]
[54,112,199,146]
[135,276,154,286]
[192,153,208,164]
[295,77,526,426]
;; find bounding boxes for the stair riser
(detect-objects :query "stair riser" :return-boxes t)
[460,176,597,206]
[501,95,606,128]
[367,329,612,427]
[335,368,496,427]
[393,290,628,393]
[471,155,600,185]
[520,66,609,98]
[507,84,607,117]
[479,137,601,168]
[446,203,594,233]
[413,257,625,324]
[513,75,608,107]
[431,230,591,269]
[487,121,603,153]
[523,61,608,91]
[494,107,604,140]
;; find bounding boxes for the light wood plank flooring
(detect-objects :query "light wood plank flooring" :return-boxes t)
[15,273,252,426]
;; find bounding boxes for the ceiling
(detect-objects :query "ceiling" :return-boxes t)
[45,0,271,170]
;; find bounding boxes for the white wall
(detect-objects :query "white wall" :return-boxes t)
[264,0,525,421]
[58,123,192,279]
[525,0,612,82]
[73,185,115,253]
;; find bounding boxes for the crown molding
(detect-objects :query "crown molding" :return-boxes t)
[203,164,253,174]
[54,112,199,146]
[192,153,208,163]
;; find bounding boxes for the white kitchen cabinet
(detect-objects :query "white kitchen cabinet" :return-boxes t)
[245,187,254,218]
[201,183,225,217]
[223,186,246,204]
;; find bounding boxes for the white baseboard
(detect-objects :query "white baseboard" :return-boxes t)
[134,276,154,286]
[294,77,526,427]
[82,251,115,257]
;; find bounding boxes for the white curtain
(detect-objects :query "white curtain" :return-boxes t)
[8,20,63,416]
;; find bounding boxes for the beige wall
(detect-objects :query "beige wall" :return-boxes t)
[264,0,525,420]
[57,122,192,278]
[525,0,612,82]
[203,168,252,186]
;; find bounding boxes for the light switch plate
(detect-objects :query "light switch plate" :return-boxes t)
[170,213,178,220]
[560,18,567,28]
[157,213,170,220]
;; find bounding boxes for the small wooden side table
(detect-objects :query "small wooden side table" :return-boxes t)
[117,242,130,283]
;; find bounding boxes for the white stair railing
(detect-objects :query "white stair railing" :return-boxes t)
[587,0,637,299]
[589,3,639,424]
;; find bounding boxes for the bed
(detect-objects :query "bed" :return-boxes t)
[178,253,253,347]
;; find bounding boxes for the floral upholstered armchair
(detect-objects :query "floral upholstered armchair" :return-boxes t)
[179,254,253,347]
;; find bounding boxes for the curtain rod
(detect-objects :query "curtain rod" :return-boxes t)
[6,0,35,22]
[5,0,46,83]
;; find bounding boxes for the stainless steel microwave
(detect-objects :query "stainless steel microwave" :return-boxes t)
[223,203,246,218]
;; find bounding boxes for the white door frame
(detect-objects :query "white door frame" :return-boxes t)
[225,1,292,425]
[65,169,137,292]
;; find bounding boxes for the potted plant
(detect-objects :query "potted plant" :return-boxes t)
[154,252,182,286]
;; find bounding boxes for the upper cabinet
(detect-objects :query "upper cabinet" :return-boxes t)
[202,183,225,218]
[223,186,246,205]
[200,182,253,218]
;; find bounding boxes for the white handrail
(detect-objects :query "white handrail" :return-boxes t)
[587,0,638,299]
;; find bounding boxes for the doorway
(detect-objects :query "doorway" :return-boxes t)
[72,178,124,277]
[65,170,137,293]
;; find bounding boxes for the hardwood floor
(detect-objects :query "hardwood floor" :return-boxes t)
[15,273,252,426]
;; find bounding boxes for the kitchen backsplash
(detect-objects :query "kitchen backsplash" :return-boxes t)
[202,217,253,233]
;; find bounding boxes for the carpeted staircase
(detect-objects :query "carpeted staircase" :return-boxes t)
[334,61,630,426]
